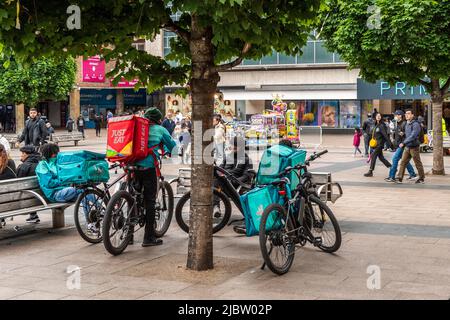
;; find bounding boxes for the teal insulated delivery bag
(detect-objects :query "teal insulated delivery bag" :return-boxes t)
[57,151,110,185]
[256,145,307,190]
[239,184,291,237]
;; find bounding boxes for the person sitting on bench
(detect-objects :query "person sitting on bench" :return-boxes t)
[35,143,82,203]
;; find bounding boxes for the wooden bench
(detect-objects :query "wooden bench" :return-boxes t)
[50,133,83,146]
[0,177,69,229]
[310,172,343,204]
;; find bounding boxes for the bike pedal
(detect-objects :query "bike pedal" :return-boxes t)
[313,237,322,246]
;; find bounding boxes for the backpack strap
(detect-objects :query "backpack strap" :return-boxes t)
[147,143,165,177]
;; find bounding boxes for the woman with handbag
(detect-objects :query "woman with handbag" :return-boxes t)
[364,112,394,177]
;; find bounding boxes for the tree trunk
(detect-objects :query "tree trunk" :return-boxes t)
[431,79,445,175]
[186,17,220,271]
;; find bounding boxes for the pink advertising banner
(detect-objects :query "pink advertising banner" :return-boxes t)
[82,56,105,82]
[110,77,140,87]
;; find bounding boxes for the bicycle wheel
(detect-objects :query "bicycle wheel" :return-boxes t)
[305,196,342,253]
[154,180,174,238]
[259,203,295,275]
[175,189,231,234]
[74,189,106,244]
[102,190,134,256]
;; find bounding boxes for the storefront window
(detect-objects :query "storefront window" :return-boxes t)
[315,41,334,64]
[261,50,278,65]
[318,100,338,127]
[278,53,296,64]
[339,100,361,128]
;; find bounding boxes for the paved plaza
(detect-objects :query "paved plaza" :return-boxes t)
[0,129,450,300]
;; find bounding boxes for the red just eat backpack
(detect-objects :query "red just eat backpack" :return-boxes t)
[106,115,149,163]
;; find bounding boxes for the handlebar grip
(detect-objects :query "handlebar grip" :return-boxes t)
[316,149,328,157]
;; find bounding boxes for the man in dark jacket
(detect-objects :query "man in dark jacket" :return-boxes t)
[17,145,42,223]
[385,110,417,182]
[362,114,374,156]
[161,114,176,136]
[16,108,48,148]
[397,109,425,184]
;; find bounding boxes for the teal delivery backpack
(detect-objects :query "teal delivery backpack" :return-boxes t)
[256,145,307,190]
[57,151,110,185]
[239,184,291,237]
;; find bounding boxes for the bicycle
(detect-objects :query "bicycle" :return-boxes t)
[259,149,342,275]
[174,166,256,234]
[73,163,125,244]
[102,165,173,255]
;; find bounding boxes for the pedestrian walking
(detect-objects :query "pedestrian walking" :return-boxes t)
[397,109,425,184]
[384,110,416,183]
[77,115,85,139]
[161,113,176,136]
[362,113,374,156]
[16,108,48,149]
[178,123,191,164]
[107,110,114,121]
[364,112,393,177]
[66,117,75,133]
[213,114,226,166]
[94,114,102,137]
[352,127,363,157]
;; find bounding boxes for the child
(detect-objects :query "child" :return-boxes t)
[353,127,363,157]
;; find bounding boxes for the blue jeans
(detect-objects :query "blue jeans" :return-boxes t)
[389,147,415,179]
[54,187,82,202]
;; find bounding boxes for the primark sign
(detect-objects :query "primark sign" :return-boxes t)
[357,79,429,100]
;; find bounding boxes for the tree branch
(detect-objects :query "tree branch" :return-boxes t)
[419,78,432,92]
[162,19,191,43]
[214,43,252,72]
[441,77,450,97]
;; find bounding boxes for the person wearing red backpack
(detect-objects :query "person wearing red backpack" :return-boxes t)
[135,107,176,247]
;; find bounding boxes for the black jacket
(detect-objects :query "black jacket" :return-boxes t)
[372,122,393,149]
[362,118,374,135]
[0,159,17,180]
[19,117,48,146]
[162,118,176,135]
[17,153,41,178]
[393,120,407,148]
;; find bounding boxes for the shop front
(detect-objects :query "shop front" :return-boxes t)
[80,89,116,129]
[123,89,148,114]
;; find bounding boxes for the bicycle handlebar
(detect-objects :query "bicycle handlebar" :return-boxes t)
[277,149,328,178]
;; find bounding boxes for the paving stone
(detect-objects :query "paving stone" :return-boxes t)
[0,286,31,299]
[10,290,68,300]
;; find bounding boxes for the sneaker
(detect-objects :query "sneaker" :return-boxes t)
[395,178,403,184]
[364,171,373,177]
[407,175,418,181]
[415,179,425,184]
[26,215,40,224]
[87,223,99,234]
[384,177,396,183]
[142,237,163,247]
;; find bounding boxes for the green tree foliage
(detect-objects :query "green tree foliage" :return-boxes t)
[319,0,450,174]
[0,54,76,106]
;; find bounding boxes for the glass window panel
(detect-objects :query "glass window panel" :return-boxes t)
[261,51,278,65]
[315,41,334,63]
[278,53,296,64]
[298,41,314,64]
[242,59,261,65]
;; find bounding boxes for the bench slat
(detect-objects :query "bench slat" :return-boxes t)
[0,177,39,194]
[0,189,42,204]
[0,198,44,212]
